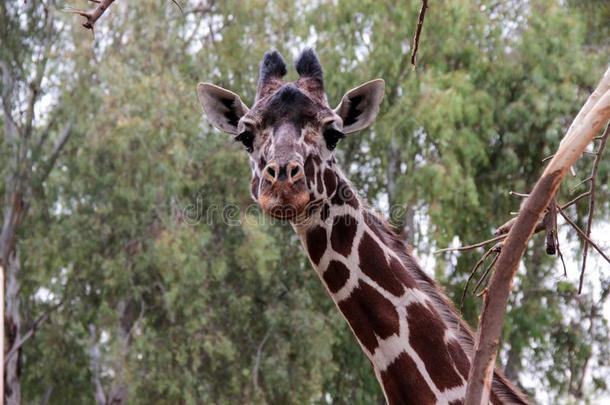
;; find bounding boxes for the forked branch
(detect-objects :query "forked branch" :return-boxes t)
[69,0,117,32]
[465,66,610,405]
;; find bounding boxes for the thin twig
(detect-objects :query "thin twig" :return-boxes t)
[557,205,610,265]
[569,176,592,193]
[170,0,184,13]
[410,0,429,69]
[473,250,501,296]
[556,231,567,277]
[509,191,530,198]
[579,123,609,293]
[561,191,591,210]
[434,234,506,254]
[460,246,498,313]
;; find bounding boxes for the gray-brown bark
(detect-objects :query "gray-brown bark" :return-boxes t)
[5,252,22,405]
[465,66,610,405]
[88,299,141,405]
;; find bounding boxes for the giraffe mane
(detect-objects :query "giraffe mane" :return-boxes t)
[360,205,532,405]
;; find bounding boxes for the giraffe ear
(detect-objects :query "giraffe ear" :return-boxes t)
[197,83,250,135]
[334,79,385,134]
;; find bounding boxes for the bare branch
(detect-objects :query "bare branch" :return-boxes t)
[170,0,184,13]
[24,4,54,140]
[4,300,64,366]
[473,252,500,296]
[69,0,117,32]
[556,231,567,277]
[38,122,73,183]
[459,243,502,312]
[561,191,591,210]
[569,176,592,193]
[509,191,530,198]
[434,234,506,254]
[252,327,273,393]
[557,205,610,265]
[579,123,609,293]
[0,60,21,142]
[465,66,610,405]
[410,0,428,69]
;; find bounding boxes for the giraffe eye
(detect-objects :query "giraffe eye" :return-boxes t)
[323,126,344,151]
[235,130,255,153]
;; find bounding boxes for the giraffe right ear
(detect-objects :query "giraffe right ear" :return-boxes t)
[197,83,250,135]
[334,79,385,134]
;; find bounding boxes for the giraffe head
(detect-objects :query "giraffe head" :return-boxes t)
[197,49,384,220]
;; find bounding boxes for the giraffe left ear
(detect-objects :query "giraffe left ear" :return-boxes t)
[197,83,250,135]
[334,79,385,134]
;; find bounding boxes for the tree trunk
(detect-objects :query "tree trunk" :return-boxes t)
[89,324,108,405]
[4,251,22,405]
[106,300,131,405]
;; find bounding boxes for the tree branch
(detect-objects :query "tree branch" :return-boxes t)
[38,122,73,183]
[579,123,609,293]
[410,0,429,69]
[434,234,506,254]
[557,205,610,265]
[70,0,117,32]
[465,66,610,405]
[89,324,108,405]
[24,3,54,140]
[4,299,64,366]
[252,327,273,394]
[0,60,20,142]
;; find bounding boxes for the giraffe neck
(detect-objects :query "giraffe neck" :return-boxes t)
[293,178,529,405]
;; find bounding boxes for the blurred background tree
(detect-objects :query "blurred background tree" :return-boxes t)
[1,0,609,404]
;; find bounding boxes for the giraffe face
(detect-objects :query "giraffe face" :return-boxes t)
[197,49,385,220]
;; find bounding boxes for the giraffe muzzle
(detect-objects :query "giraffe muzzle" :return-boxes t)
[259,160,309,220]
[262,161,304,185]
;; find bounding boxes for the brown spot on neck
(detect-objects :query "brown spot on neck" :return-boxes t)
[338,281,399,353]
[306,225,327,265]
[323,260,350,293]
[358,232,404,296]
[406,302,463,391]
[381,352,437,405]
[330,214,358,257]
[331,180,359,209]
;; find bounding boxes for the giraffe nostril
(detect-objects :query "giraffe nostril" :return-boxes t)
[263,163,280,183]
[287,161,304,182]
[290,166,299,178]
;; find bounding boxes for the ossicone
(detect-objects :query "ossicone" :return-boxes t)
[295,48,323,84]
[258,50,287,84]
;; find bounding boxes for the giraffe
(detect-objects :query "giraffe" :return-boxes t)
[196,49,530,405]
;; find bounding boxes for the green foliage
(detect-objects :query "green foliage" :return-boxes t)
[1,0,608,404]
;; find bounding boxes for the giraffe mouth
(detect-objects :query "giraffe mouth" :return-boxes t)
[258,188,310,220]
